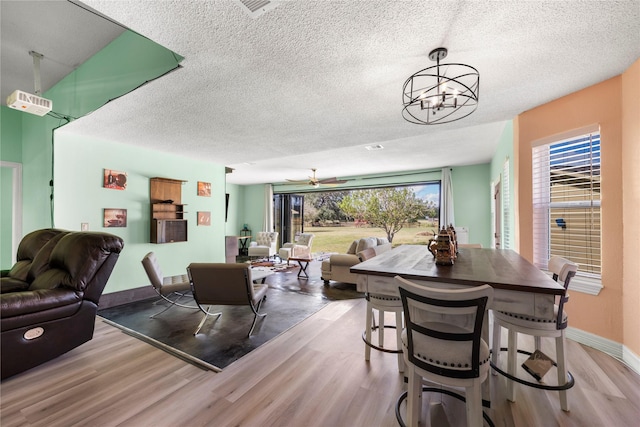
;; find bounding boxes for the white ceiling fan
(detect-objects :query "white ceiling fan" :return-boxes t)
[285,168,349,188]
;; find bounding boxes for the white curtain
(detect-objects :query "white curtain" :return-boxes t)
[263,184,274,232]
[440,167,455,227]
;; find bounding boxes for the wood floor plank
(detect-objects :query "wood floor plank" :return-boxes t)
[1,283,639,427]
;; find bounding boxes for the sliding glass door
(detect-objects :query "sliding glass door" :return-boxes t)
[274,193,304,246]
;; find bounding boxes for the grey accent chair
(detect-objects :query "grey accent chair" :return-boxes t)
[396,276,493,427]
[141,252,195,317]
[187,263,268,336]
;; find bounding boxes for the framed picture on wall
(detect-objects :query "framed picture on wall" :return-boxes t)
[197,211,211,226]
[197,181,211,197]
[103,209,127,227]
[103,169,127,190]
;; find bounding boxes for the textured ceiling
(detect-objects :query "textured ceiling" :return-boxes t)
[4,1,640,185]
[0,1,125,103]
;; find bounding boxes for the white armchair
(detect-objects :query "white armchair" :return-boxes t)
[248,231,279,259]
[279,233,315,264]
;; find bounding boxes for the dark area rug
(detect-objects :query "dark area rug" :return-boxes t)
[98,288,329,371]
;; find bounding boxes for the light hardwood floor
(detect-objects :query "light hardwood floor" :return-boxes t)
[2,297,639,426]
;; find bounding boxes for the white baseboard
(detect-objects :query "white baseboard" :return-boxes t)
[623,345,640,374]
[566,327,640,375]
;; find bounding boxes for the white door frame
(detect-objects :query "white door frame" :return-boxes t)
[493,179,501,249]
[1,161,23,264]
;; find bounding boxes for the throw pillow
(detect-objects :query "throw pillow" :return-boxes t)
[347,240,358,254]
[356,237,377,253]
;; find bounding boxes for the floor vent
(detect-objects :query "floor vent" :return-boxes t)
[233,0,279,18]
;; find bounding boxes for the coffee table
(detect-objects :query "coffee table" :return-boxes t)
[289,256,313,278]
[250,267,274,283]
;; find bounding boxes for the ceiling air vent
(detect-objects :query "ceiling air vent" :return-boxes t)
[232,0,279,18]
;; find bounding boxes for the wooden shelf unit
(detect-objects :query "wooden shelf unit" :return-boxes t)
[150,177,188,244]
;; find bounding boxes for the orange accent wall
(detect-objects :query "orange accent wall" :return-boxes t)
[516,76,625,343]
[622,59,640,356]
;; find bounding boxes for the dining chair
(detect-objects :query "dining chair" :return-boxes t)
[395,276,493,427]
[359,246,404,372]
[364,292,405,372]
[141,252,196,318]
[491,256,578,411]
[187,263,268,336]
[395,276,493,426]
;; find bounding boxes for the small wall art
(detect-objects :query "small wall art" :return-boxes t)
[197,181,211,197]
[104,169,127,190]
[197,211,211,226]
[103,208,127,227]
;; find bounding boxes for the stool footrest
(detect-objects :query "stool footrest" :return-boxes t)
[490,347,575,391]
[362,325,402,354]
[395,387,495,427]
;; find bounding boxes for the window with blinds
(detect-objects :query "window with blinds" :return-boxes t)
[532,131,601,277]
[502,159,511,250]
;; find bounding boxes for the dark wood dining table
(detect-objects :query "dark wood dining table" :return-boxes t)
[351,244,566,408]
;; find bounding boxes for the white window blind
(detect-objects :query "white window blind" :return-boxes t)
[532,131,601,277]
[502,159,511,250]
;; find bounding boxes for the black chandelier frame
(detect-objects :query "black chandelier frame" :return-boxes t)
[402,47,480,125]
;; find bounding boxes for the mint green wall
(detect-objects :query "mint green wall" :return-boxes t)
[54,132,226,294]
[1,106,23,162]
[224,183,245,235]
[1,167,13,268]
[490,121,515,250]
[1,107,24,267]
[242,184,267,234]
[451,164,492,248]
[46,31,183,120]
[3,29,186,292]
[17,30,181,233]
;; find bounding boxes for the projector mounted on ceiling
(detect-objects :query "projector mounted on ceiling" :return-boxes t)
[7,90,52,116]
[6,51,53,117]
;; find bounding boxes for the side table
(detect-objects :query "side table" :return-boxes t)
[289,256,313,278]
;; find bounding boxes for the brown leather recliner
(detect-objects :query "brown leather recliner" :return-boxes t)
[0,229,124,380]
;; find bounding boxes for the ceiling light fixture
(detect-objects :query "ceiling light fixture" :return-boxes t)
[402,47,479,125]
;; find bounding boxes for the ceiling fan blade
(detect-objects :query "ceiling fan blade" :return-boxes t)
[318,177,349,184]
[284,169,349,186]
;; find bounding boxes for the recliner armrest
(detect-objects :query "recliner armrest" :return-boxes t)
[0,277,30,294]
[1,288,81,319]
[329,254,361,267]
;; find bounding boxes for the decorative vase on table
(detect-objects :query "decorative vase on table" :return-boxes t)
[434,226,455,266]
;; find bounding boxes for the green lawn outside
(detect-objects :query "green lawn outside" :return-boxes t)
[307,221,439,254]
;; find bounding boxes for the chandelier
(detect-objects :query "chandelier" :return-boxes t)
[402,47,479,125]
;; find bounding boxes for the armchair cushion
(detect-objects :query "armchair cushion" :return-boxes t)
[2,229,68,291]
[321,237,391,285]
[279,233,314,261]
[248,231,278,257]
[355,237,378,253]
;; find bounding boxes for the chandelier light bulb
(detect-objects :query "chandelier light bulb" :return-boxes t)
[402,47,479,125]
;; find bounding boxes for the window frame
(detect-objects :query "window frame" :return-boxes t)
[531,125,603,295]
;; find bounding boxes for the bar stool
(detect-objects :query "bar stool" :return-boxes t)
[363,292,404,372]
[491,256,577,411]
[395,276,494,427]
